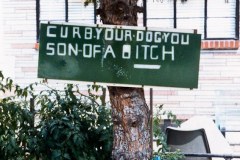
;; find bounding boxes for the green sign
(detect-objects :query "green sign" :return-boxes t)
[38,23,201,88]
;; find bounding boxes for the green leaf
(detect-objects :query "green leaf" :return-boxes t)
[22,90,28,98]
[53,129,60,140]
[73,134,78,144]
[42,129,47,138]
[10,136,16,149]
[89,156,96,160]
[62,117,69,121]
[63,153,71,160]
[1,87,5,93]
[51,150,61,160]
[96,125,104,134]
[99,133,109,142]
[0,70,4,80]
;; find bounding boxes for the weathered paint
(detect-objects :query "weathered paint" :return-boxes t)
[38,23,201,88]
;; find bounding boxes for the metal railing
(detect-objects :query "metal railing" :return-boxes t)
[162,152,240,160]
[183,153,240,160]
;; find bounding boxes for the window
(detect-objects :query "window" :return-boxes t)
[36,0,95,42]
[146,0,239,40]
[36,0,239,41]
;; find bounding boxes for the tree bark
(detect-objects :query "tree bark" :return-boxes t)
[97,0,143,26]
[108,87,151,160]
[97,0,151,159]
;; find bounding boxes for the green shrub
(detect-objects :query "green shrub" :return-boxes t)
[0,70,183,160]
[0,71,112,160]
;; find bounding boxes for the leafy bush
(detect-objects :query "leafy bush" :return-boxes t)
[0,71,112,160]
[37,84,113,160]
[0,70,183,160]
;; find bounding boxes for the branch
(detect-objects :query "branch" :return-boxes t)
[96,9,102,15]
[135,6,144,13]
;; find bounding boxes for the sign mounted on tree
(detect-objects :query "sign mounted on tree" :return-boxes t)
[38,22,201,88]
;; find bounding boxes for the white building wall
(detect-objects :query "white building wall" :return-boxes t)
[2,0,38,85]
[0,0,2,55]
[0,0,15,79]
[1,0,240,115]
[1,0,240,151]
[154,51,240,116]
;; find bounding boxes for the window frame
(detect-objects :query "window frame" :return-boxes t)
[204,0,239,40]
[144,0,239,40]
[36,0,239,42]
[36,0,97,42]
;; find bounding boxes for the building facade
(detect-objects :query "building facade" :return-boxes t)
[1,0,240,152]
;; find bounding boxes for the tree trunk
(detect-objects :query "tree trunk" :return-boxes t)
[108,87,151,160]
[97,0,143,26]
[97,0,151,159]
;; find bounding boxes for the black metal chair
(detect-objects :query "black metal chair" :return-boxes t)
[166,127,212,160]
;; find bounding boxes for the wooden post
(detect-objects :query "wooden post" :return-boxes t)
[164,119,171,132]
[150,88,153,158]
[102,88,106,105]
[30,98,40,160]
[30,98,34,128]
